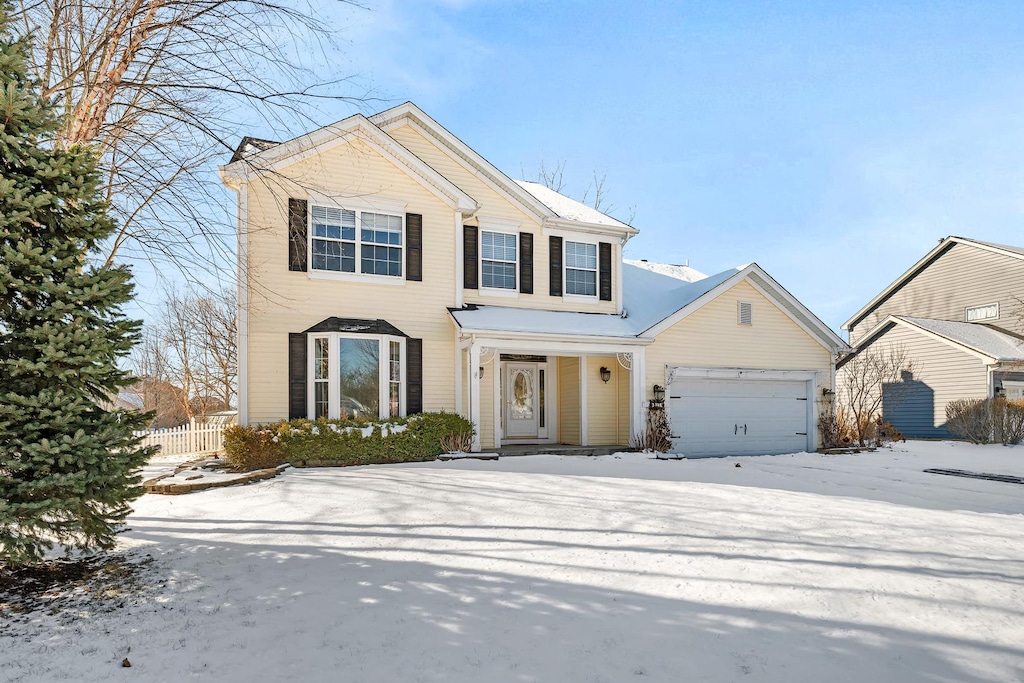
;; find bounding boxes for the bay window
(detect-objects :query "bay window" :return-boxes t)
[308,333,406,419]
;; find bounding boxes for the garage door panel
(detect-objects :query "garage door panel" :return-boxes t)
[669,377,811,458]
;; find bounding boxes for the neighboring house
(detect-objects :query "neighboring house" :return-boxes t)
[840,236,1024,438]
[219,102,846,457]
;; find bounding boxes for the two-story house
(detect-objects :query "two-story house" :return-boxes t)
[220,102,846,456]
[841,236,1024,438]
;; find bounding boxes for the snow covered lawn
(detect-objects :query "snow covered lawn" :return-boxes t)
[4,441,1024,682]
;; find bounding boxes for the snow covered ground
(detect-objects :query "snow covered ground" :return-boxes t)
[3,441,1024,682]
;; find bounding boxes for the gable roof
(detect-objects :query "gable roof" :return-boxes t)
[843,236,1024,332]
[219,113,479,213]
[843,314,1024,365]
[450,262,848,353]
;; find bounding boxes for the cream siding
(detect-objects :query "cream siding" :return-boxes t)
[586,356,629,446]
[478,360,497,449]
[842,324,990,438]
[645,280,834,446]
[386,124,619,315]
[243,138,459,424]
[558,357,582,444]
[849,242,1024,343]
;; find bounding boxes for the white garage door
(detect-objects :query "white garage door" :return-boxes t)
[668,377,811,457]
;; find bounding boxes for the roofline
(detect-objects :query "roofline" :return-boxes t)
[372,103,638,237]
[370,102,556,222]
[641,264,849,353]
[447,307,652,344]
[843,236,1024,332]
[219,113,479,213]
[846,314,999,364]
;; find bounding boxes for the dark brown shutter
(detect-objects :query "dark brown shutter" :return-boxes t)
[405,213,422,281]
[288,333,307,419]
[288,198,308,272]
[519,232,533,294]
[599,241,612,301]
[406,338,423,415]
[463,224,479,289]
[548,235,563,297]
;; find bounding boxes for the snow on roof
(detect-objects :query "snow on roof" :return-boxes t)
[451,265,744,339]
[449,305,638,338]
[897,316,1024,361]
[624,258,707,283]
[514,180,631,229]
[229,136,280,164]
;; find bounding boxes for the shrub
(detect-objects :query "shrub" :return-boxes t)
[946,399,994,444]
[632,403,673,452]
[224,412,475,470]
[995,398,1024,445]
[223,424,288,470]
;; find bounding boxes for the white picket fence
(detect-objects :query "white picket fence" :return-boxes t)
[135,413,236,456]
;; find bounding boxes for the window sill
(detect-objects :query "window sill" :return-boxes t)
[478,288,519,299]
[308,270,406,286]
[562,293,601,305]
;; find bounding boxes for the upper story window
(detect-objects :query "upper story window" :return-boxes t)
[564,241,597,296]
[966,303,998,322]
[311,204,402,277]
[481,231,517,289]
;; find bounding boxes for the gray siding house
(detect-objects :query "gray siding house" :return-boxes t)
[840,236,1024,438]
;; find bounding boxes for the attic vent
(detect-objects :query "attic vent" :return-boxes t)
[738,301,753,326]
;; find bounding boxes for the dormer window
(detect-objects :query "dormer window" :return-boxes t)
[311,204,403,277]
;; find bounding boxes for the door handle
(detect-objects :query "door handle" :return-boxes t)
[734,424,738,435]
[744,424,747,435]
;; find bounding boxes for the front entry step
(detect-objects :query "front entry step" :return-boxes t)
[496,444,624,457]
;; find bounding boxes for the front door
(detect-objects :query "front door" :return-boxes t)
[505,363,539,438]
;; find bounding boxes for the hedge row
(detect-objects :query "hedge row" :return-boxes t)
[946,397,1024,445]
[223,412,475,471]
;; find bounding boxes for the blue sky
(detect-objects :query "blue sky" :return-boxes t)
[235,0,1024,333]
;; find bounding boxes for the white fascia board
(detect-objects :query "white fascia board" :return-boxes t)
[851,315,997,364]
[221,114,479,213]
[371,104,556,221]
[745,266,849,352]
[543,218,638,240]
[640,268,750,337]
[454,333,650,356]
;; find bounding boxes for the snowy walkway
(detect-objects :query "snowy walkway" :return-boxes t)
[3,441,1023,682]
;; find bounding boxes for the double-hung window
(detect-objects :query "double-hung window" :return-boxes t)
[311,204,403,278]
[565,241,597,296]
[481,231,517,289]
[308,334,406,420]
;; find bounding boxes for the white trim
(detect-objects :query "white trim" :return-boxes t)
[630,348,646,442]
[306,333,406,420]
[479,288,519,299]
[642,264,848,352]
[469,343,482,451]
[562,294,601,305]
[544,217,637,239]
[236,183,249,425]
[306,190,407,215]
[220,115,479,213]
[371,106,556,222]
[308,270,407,286]
[456,334,648,354]
[454,343,463,418]
[579,354,588,446]
[965,302,999,322]
[493,356,502,446]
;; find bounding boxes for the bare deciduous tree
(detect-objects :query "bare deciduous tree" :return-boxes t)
[837,343,915,446]
[525,160,634,222]
[14,0,367,283]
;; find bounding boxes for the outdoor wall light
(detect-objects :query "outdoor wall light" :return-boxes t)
[822,387,835,398]
[600,366,611,384]
[652,385,665,402]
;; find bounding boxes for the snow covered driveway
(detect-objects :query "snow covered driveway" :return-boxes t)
[4,442,1024,682]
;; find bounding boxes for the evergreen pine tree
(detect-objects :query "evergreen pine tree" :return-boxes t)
[0,3,155,565]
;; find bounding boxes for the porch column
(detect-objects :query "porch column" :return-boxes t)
[630,348,646,440]
[469,342,482,452]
